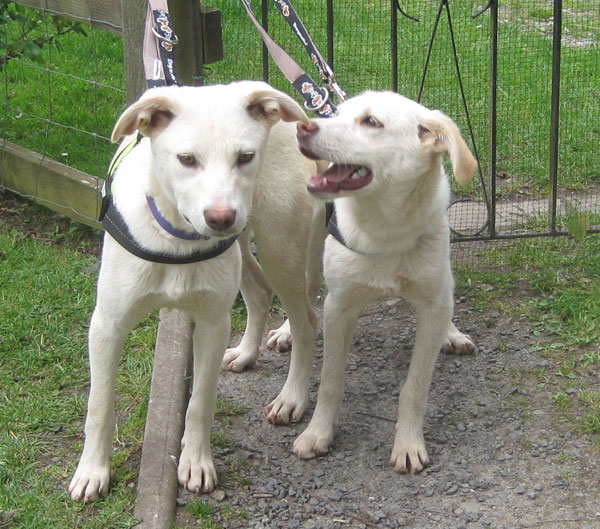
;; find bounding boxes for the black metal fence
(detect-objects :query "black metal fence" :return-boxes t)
[209,0,599,242]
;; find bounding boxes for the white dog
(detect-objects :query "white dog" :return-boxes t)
[293,91,477,473]
[69,81,321,502]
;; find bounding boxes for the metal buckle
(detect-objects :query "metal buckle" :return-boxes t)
[304,87,329,111]
[151,26,179,44]
[328,79,347,102]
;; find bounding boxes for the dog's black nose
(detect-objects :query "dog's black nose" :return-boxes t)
[204,208,236,231]
[297,120,319,140]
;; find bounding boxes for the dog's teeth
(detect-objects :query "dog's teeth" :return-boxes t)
[351,167,369,179]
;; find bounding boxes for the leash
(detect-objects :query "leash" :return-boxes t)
[241,0,352,248]
[240,0,345,117]
[99,0,238,264]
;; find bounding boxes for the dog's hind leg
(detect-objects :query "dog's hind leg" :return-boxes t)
[222,229,272,372]
[179,307,231,493]
[265,203,326,351]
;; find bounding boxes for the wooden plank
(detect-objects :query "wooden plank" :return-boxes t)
[14,0,123,34]
[0,139,102,230]
[121,0,147,103]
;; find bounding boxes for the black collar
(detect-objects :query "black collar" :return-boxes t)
[101,198,237,264]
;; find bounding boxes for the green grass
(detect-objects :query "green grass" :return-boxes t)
[0,202,152,528]
[454,234,600,438]
[1,10,126,178]
[182,499,248,529]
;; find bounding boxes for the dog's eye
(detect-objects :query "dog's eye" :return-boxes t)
[177,154,198,168]
[237,151,255,165]
[362,115,383,128]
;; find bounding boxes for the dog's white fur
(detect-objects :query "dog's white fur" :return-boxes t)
[69,81,322,502]
[293,91,477,473]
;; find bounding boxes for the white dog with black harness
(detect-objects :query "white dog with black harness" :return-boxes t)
[69,81,321,502]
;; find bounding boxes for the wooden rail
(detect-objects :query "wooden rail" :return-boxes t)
[14,0,123,33]
[0,139,102,229]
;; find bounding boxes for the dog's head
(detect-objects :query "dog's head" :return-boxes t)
[297,91,477,199]
[111,81,308,238]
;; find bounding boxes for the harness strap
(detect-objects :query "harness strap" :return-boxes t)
[325,201,365,254]
[103,201,237,265]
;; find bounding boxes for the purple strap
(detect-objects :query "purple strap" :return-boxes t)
[146,195,209,241]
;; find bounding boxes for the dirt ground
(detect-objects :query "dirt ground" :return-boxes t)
[175,295,600,529]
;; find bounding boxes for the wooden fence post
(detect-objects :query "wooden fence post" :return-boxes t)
[121,0,148,103]
[169,0,204,86]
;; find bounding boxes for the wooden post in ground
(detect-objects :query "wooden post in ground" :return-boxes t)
[120,1,199,528]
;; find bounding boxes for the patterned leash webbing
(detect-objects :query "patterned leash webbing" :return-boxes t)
[143,0,179,87]
[239,0,345,117]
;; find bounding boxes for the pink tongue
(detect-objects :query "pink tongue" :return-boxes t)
[321,164,360,183]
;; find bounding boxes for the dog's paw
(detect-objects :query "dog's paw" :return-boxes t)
[222,346,259,372]
[68,463,110,503]
[390,432,429,474]
[265,389,307,425]
[293,427,333,459]
[442,329,476,355]
[265,319,292,351]
[178,447,217,494]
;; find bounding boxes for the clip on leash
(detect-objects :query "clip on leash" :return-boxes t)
[240,0,346,117]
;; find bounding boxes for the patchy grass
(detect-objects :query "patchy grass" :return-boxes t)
[0,213,151,528]
[455,234,600,438]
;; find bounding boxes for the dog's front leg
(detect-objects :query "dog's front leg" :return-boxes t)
[69,307,133,502]
[178,310,230,494]
[293,287,369,458]
[390,291,452,474]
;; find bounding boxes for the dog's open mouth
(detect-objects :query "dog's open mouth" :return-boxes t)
[307,164,373,195]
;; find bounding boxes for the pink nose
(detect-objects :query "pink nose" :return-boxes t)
[297,120,319,140]
[204,208,236,231]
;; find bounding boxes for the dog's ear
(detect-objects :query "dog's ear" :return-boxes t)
[246,88,309,126]
[111,88,177,142]
[418,110,477,185]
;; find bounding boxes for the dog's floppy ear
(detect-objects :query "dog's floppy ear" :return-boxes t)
[111,88,177,142]
[418,110,477,185]
[246,88,309,126]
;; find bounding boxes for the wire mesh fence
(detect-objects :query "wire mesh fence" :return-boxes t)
[0,0,598,241]
[0,1,125,224]
[211,0,600,242]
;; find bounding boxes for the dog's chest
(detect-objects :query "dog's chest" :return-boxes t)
[135,255,241,310]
